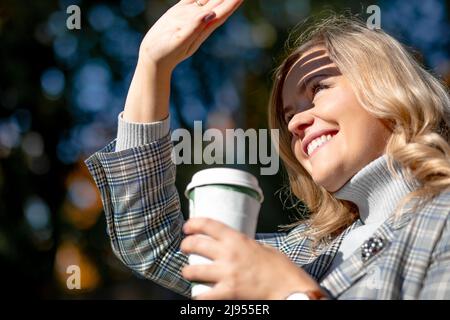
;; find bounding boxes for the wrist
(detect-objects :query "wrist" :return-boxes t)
[137,50,175,76]
[137,56,173,77]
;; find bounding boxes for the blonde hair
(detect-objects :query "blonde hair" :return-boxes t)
[269,14,450,246]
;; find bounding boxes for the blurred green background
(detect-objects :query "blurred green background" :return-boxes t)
[0,0,449,299]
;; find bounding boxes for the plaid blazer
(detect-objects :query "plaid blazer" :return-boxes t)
[85,134,450,299]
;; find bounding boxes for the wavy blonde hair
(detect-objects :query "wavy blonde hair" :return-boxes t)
[269,14,450,246]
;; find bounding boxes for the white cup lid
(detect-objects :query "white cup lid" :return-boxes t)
[185,168,264,202]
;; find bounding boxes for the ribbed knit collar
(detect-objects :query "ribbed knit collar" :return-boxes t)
[333,154,419,224]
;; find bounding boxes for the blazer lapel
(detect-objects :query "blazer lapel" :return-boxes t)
[302,220,362,280]
[320,210,415,297]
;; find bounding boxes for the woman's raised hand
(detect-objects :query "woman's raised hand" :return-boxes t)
[124,1,243,123]
[139,0,244,72]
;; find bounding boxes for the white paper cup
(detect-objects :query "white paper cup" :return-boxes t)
[184,168,264,298]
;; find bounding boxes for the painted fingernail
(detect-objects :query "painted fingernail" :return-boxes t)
[203,12,216,23]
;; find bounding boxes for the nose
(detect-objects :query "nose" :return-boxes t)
[287,112,314,140]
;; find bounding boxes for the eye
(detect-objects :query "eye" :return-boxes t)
[311,81,329,97]
[284,113,293,124]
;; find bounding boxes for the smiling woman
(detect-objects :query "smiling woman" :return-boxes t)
[281,48,390,191]
[85,1,450,301]
[269,16,450,249]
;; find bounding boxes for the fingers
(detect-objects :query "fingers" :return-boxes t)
[201,0,225,11]
[180,233,220,259]
[187,22,218,54]
[183,217,237,241]
[199,0,224,23]
[210,0,244,21]
[193,282,232,300]
[182,0,223,10]
[186,0,243,54]
[183,0,224,22]
[177,2,219,39]
[190,0,243,30]
[181,263,222,283]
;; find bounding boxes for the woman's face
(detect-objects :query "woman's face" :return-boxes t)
[282,46,391,192]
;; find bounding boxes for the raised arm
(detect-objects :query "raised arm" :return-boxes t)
[86,0,259,298]
[122,0,245,124]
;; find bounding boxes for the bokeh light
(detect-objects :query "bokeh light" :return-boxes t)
[40,67,66,99]
[54,240,101,292]
[24,196,51,231]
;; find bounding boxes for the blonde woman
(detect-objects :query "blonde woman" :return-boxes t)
[85,0,450,299]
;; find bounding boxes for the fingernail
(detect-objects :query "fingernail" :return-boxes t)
[203,12,216,23]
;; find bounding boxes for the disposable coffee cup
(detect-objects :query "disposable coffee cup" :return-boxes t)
[184,168,264,298]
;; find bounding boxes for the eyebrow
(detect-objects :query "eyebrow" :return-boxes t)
[282,66,341,114]
[283,105,293,114]
[282,51,340,114]
[293,56,334,85]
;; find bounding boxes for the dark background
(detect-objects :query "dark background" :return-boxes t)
[0,0,449,299]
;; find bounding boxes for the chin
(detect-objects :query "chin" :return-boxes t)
[313,177,337,192]
[310,164,347,192]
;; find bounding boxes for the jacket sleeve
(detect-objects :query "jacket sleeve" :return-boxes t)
[419,210,450,299]
[85,134,192,297]
[85,133,288,298]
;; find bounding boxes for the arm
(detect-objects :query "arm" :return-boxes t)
[85,0,288,297]
[85,129,192,297]
[116,107,288,250]
[86,121,288,297]
[122,0,245,125]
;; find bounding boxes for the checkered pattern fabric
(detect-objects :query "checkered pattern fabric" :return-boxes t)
[85,134,450,299]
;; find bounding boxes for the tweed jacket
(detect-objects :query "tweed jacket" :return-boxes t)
[85,134,450,299]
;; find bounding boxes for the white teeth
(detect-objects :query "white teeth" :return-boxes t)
[306,134,334,156]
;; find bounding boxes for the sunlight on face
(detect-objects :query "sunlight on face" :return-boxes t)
[281,46,391,192]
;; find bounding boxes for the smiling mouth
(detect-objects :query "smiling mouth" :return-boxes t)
[306,132,338,158]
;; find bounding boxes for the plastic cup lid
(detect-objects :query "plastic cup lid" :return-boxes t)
[185,168,264,203]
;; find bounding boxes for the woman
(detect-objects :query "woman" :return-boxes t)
[85,0,450,299]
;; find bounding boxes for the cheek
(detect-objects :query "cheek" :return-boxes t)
[326,87,375,153]
[348,119,389,155]
[335,109,390,176]
[322,85,354,115]
[291,136,313,172]
[290,136,302,161]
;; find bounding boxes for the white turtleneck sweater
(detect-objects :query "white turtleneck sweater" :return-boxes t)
[326,154,418,273]
[114,112,419,274]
